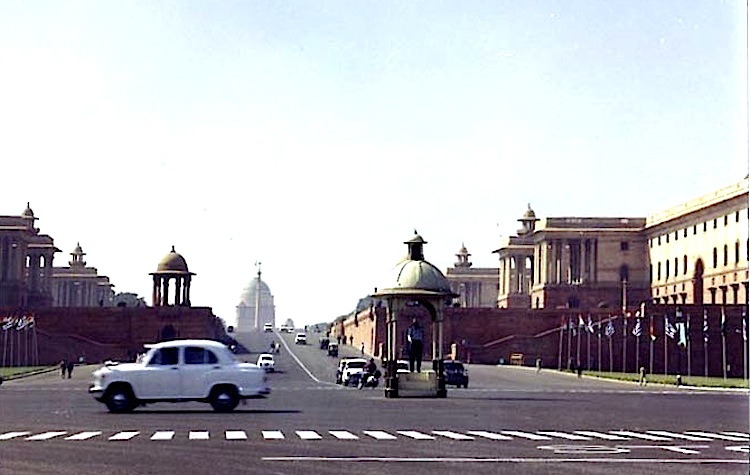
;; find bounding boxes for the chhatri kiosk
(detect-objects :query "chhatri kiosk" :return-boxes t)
[372,232,458,398]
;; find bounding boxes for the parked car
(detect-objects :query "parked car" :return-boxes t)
[338,358,368,386]
[89,339,270,413]
[327,342,339,357]
[256,353,275,372]
[396,359,409,374]
[443,360,469,388]
[294,333,307,344]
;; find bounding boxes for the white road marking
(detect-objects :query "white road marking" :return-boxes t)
[573,431,629,441]
[262,430,284,440]
[362,430,398,440]
[65,431,102,440]
[397,431,435,440]
[261,456,749,464]
[189,431,210,440]
[296,430,322,440]
[466,431,513,440]
[0,432,31,440]
[432,431,474,440]
[108,431,139,441]
[610,431,671,441]
[685,431,749,442]
[622,444,709,455]
[225,431,247,440]
[25,431,67,441]
[537,431,591,440]
[722,432,750,438]
[500,431,551,440]
[150,431,175,440]
[329,431,358,440]
[646,431,712,441]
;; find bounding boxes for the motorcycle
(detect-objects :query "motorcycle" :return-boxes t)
[358,369,381,389]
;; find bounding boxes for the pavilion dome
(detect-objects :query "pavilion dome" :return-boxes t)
[155,246,190,273]
[380,258,453,295]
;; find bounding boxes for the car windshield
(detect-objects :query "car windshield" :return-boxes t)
[347,361,366,369]
[444,362,464,371]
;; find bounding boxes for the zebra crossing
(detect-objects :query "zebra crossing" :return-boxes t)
[0,428,747,443]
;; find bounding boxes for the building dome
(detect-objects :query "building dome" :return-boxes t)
[380,258,453,295]
[523,204,536,219]
[156,246,190,273]
[22,202,34,218]
[239,278,271,305]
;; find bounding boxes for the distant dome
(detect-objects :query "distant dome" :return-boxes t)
[22,202,34,218]
[156,246,190,273]
[239,278,271,305]
[523,205,536,219]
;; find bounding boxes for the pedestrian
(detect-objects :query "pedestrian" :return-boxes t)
[349,335,353,346]
[336,335,342,345]
[576,360,583,378]
[59,359,67,379]
[407,318,424,373]
[66,360,74,379]
[639,366,647,386]
[360,342,365,355]
[535,357,542,373]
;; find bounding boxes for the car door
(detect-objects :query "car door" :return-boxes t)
[139,347,181,399]
[180,346,219,398]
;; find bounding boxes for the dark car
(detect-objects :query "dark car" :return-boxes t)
[443,360,468,388]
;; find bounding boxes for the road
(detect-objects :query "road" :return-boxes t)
[0,329,747,475]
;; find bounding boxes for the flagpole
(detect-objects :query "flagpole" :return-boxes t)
[621,279,627,373]
[703,309,709,378]
[685,313,693,378]
[587,317,591,371]
[598,315,602,374]
[649,313,654,375]
[576,317,582,369]
[721,307,727,380]
[635,320,640,375]
[664,313,669,378]
[609,317,614,373]
[558,317,564,371]
[567,316,572,370]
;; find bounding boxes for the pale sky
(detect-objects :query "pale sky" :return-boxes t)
[1,1,747,328]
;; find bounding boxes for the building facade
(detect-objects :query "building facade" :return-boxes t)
[0,203,59,308]
[52,243,115,307]
[446,244,499,308]
[646,177,749,305]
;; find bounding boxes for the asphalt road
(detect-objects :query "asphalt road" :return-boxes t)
[0,329,747,475]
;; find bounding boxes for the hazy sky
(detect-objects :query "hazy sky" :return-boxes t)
[1,1,747,328]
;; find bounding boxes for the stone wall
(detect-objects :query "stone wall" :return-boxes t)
[0,306,228,365]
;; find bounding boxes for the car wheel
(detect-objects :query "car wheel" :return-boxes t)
[210,386,239,412]
[105,386,136,413]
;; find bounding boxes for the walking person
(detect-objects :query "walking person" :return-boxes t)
[66,360,74,379]
[60,359,67,379]
[407,318,424,373]
[639,366,647,386]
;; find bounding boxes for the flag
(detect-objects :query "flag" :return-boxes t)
[649,317,656,341]
[578,314,585,328]
[1,316,12,331]
[632,319,643,337]
[677,321,687,347]
[586,315,595,334]
[703,309,709,343]
[721,307,727,336]
[15,316,27,331]
[665,315,676,339]
[743,307,748,342]
[605,319,615,337]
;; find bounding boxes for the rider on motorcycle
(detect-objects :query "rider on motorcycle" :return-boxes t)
[359,358,380,389]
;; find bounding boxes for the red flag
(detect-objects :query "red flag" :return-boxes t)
[649,316,656,341]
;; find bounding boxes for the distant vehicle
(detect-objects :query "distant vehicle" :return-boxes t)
[294,333,307,344]
[256,353,275,372]
[263,323,273,332]
[280,324,293,333]
[89,339,270,413]
[443,360,469,388]
[396,359,409,374]
[327,342,339,357]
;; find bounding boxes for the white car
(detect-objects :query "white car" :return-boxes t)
[339,358,368,386]
[89,339,270,413]
[294,333,307,344]
[256,353,275,372]
[263,323,273,332]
